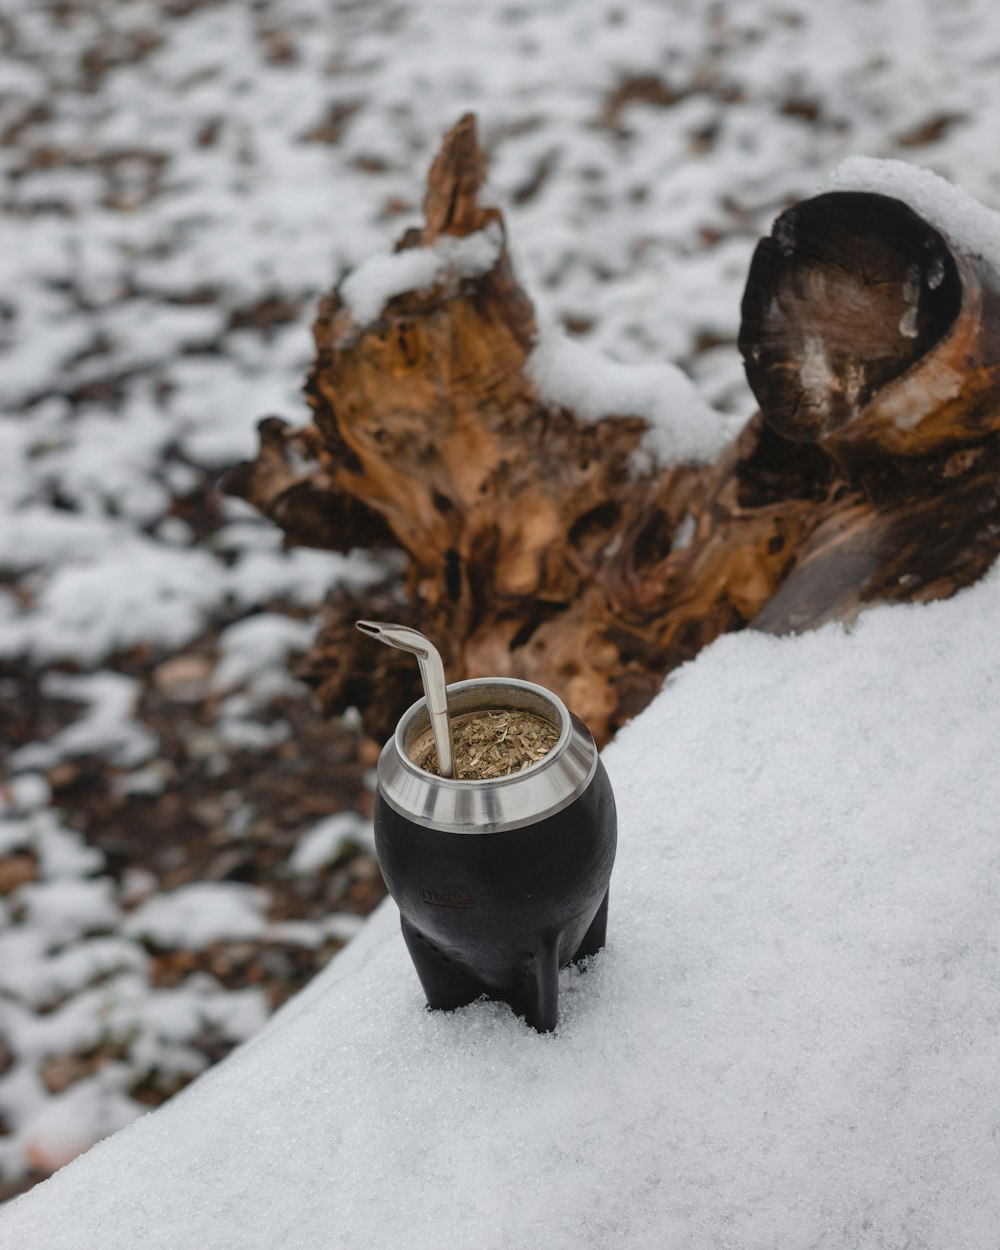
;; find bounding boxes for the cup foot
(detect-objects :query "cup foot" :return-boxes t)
[400,919,485,1011]
[571,888,609,964]
[399,890,610,1034]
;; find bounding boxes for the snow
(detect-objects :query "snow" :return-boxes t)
[827,156,1000,268]
[526,327,740,468]
[0,535,378,666]
[288,811,375,875]
[7,570,1000,1245]
[341,224,504,326]
[0,940,148,1013]
[12,673,157,773]
[0,807,273,1184]
[12,1073,141,1179]
[0,542,226,666]
[122,884,268,950]
[15,881,120,948]
[212,614,317,707]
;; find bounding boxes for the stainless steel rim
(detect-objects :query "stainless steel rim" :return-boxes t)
[377,678,598,834]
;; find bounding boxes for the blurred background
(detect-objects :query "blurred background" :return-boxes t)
[2,0,998,1200]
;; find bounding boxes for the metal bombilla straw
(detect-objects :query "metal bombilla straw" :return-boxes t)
[355,621,457,779]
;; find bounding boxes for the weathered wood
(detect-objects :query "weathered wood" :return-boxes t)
[741,190,1000,632]
[739,192,964,451]
[226,119,1000,746]
[230,115,730,743]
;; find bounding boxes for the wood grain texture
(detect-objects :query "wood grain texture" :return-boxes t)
[225,120,1000,745]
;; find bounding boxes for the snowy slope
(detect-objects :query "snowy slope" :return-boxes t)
[5,572,1000,1248]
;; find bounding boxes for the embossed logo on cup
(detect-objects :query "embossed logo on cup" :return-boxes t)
[422,887,475,909]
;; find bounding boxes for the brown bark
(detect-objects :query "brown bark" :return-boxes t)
[740,190,1000,633]
[225,117,1000,746]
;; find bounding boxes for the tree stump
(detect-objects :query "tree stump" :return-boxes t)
[225,116,1000,746]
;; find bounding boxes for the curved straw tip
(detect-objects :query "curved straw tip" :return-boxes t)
[355,620,435,661]
[353,619,454,776]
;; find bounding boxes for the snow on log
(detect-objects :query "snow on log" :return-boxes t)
[739,184,1000,461]
[740,174,1000,634]
[225,114,748,744]
[226,117,1000,745]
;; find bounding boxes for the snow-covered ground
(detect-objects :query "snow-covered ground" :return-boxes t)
[7,569,1000,1247]
[4,0,1000,1216]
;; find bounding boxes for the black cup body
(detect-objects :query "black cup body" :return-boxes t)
[373,679,617,1033]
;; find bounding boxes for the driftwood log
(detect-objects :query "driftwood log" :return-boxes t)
[225,115,1000,747]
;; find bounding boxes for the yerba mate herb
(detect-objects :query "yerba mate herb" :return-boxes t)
[413,708,559,779]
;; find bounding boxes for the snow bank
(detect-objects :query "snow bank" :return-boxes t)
[6,567,1000,1247]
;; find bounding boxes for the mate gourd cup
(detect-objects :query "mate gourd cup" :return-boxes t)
[374,676,617,1033]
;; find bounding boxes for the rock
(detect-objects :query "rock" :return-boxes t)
[154,655,213,703]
